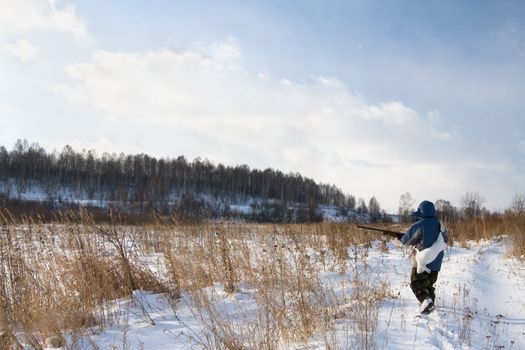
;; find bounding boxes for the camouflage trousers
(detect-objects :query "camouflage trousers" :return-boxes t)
[410,268,439,303]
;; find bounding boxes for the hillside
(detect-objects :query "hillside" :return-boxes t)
[0,140,362,222]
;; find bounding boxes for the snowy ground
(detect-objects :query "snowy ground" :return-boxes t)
[52,237,525,350]
[373,238,525,350]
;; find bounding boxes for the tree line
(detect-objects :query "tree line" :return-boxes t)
[0,140,354,218]
[397,191,525,225]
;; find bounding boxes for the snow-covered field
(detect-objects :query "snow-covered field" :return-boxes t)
[52,236,524,350]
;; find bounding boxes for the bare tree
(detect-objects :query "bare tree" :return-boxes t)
[368,196,382,222]
[435,199,457,222]
[346,195,356,210]
[511,193,525,216]
[460,192,484,219]
[357,198,368,215]
[398,192,415,222]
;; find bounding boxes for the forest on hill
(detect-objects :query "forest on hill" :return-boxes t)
[0,140,363,222]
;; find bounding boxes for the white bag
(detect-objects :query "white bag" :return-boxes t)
[415,231,447,274]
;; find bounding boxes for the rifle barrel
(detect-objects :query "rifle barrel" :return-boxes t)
[357,225,405,239]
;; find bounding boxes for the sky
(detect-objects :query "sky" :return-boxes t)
[1,0,524,212]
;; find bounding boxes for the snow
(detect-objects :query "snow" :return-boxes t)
[0,179,115,207]
[40,236,524,350]
[229,204,252,215]
[372,239,525,349]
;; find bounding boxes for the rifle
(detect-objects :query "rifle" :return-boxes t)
[357,225,405,240]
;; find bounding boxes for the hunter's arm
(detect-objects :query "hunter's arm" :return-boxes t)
[400,225,421,246]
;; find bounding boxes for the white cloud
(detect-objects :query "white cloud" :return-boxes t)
[3,38,39,61]
[357,101,418,126]
[0,0,90,42]
[190,35,241,62]
[54,44,440,152]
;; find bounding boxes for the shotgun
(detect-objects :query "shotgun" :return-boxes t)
[357,225,405,240]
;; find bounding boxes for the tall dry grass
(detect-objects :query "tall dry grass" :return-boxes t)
[503,212,525,257]
[0,209,169,349]
[444,211,525,257]
[0,212,393,349]
[0,207,522,349]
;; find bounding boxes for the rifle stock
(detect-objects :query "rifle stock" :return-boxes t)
[357,225,405,240]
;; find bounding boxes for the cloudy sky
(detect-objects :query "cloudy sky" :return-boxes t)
[1,0,524,212]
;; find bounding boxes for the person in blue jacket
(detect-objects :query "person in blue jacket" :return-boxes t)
[401,200,446,314]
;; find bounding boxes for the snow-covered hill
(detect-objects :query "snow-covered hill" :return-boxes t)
[0,179,363,222]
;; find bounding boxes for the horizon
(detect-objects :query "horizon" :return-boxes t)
[1,0,524,213]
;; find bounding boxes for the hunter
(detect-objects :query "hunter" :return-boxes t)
[401,200,447,314]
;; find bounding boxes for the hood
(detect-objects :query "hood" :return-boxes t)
[411,200,436,218]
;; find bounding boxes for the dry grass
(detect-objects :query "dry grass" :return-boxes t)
[0,212,388,349]
[503,213,525,257]
[0,208,522,349]
[444,211,525,257]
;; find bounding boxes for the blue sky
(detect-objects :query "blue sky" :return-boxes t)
[1,0,524,212]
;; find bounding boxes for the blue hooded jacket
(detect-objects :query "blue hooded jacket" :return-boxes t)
[401,200,444,272]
